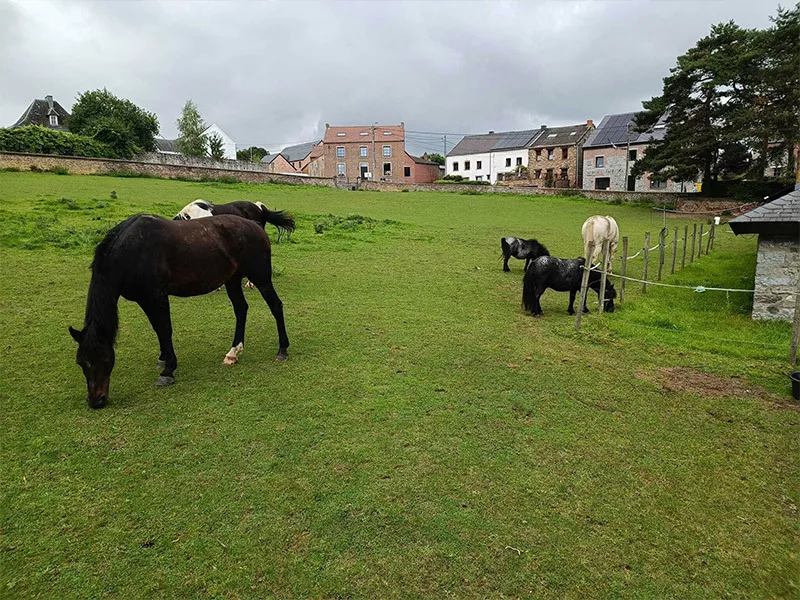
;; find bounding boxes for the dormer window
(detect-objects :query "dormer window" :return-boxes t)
[49,115,58,126]
[383,131,392,136]
[337,132,346,137]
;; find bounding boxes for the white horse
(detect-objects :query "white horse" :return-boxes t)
[582,215,619,266]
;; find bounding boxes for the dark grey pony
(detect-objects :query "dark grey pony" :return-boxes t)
[501,236,549,272]
[522,255,616,316]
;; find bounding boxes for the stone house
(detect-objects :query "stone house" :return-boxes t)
[729,187,800,321]
[321,123,439,183]
[582,112,691,192]
[528,121,594,188]
[280,140,322,173]
[260,153,296,174]
[445,129,544,184]
[11,95,71,131]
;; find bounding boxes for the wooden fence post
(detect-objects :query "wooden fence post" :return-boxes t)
[690,224,697,263]
[620,236,628,303]
[698,224,704,259]
[671,227,678,275]
[710,222,716,250]
[575,240,595,331]
[706,223,714,254]
[642,232,650,294]
[598,240,610,313]
[682,225,688,270]
[791,278,800,364]
[657,229,666,281]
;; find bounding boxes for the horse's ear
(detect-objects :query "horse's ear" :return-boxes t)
[69,326,84,343]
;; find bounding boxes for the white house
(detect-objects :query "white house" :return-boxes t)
[203,123,236,160]
[446,129,544,184]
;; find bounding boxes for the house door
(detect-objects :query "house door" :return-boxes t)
[627,175,636,191]
[360,163,369,179]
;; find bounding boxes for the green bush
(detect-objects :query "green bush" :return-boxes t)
[0,126,117,158]
[49,166,69,175]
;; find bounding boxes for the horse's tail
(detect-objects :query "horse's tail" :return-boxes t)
[257,202,296,241]
[521,262,538,313]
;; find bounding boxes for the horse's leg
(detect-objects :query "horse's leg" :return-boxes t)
[532,285,544,315]
[139,296,177,386]
[244,256,289,360]
[223,276,248,366]
[503,256,510,272]
[568,290,577,315]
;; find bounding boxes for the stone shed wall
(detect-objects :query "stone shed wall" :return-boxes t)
[753,234,799,321]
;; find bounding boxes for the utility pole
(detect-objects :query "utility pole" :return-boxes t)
[624,121,632,192]
[371,123,376,180]
[443,134,447,158]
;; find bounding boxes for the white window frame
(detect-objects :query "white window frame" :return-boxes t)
[383,145,391,158]
[464,160,471,170]
[548,149,554,160]
[336,146,345,158]
[337,163,345,176]
[453,161,459,171]
[476,160,482,170]
[360,146,368,158]
[595,156,604,168]
[49,115,58,126]
[383,162,392,176]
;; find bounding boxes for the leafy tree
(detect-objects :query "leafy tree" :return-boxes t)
[69,88,159,158]
[176,100,207,157]
[421,152,445,165]
[0,125,117,158]
[207,133,225,161]
[236,146,269,162]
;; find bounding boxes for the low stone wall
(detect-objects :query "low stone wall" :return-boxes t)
[673,197,748,214]
[753,234,799,321]
[0,152,335,187]
[138,152,271,173]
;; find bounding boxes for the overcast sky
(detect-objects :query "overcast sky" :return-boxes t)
[0,0,779,156]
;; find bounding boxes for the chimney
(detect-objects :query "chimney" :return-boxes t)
[400,121,404,128]
[46,95,53,109]
[325,123,329,129]
[587,119,594,127]
[540,124,547,129]
[488,131,495,134]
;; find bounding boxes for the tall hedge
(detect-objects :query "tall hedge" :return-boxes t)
[0,126,118,158]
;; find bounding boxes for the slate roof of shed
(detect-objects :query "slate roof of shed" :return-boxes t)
[729,187,800,236]
[530,123,592,148]
[280,140,321,162]
[261,153,281,164]
[583,113,668,148]
[155,138,180,153]
[11,97,71,130]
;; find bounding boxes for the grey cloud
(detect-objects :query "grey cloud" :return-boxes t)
[1,0,777,155]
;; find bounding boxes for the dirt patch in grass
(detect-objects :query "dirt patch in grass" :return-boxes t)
[641,367,768,399]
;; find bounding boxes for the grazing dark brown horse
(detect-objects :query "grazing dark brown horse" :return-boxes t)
[69,210,295,409]
[500,236,549,272]
[522,255,616,316]
[175,200,292,242]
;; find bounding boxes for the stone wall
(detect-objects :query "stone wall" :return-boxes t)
[0,152,336,187]
[139,152,272,172]
[753,234,799,321]
[582,145,688,193]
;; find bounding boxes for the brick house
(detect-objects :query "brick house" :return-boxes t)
[260,153,296,174]
[11,95,71,131]
[280,140,322,173]
[321,123,439,183]
[729,186,800,321]
[527,121,594,188]
[581,112,691,192]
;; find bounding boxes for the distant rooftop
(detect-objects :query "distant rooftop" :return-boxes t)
[448,129,543,157]
[583,112,668,148]
[729,188,800,236]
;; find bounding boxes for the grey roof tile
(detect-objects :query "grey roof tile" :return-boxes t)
[280,140,321,162]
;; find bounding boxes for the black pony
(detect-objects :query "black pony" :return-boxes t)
[175,200,292,241]
[69,210,295,408]
[501,236,549,272]
[522,255,616,316]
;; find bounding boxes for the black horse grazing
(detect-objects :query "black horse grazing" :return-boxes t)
[501,236,550,272]
[522,255,616,316]
[175,200,292,241]
[69,211,295,409]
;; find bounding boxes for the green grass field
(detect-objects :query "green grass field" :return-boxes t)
[1,171,797,599]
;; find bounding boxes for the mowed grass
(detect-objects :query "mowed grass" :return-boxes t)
[1,172,797,599]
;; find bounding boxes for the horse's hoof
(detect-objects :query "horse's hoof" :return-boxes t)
[222,356,238,366]
[156,359,166,370]
[155,375,175,387]
[276,351,288,362]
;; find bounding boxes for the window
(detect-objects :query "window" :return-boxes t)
[336,146,345,158]
[49,115,58,126]
[534,169,542,179]
[595,156,604,168]
[360,146,368,158]
[650,179,666,189]
[628,149,637,161]
[535,149,542,158]
[561,148,568,159]
[453,162,459,171]
[404,166,411,177]
[337,163,345,176]
[360,132,369,136]
[476,160,482,169]
[772,167,782,177]
[547,149,554,160]
[360,163,369,177]
[383,162,392,176]
[516,157,523,166]
[383,131,392,136]
[505,157,512,167]
[595,177,610,190]
[465,160,471,170]
[476,175,483,181]
[560,167,568,180]
[337,132,346,137]
[383,145,391,157]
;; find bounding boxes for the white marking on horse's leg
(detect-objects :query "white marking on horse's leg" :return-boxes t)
[223,342,244,366]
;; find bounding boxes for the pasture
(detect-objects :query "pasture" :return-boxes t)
[1,171,797,599]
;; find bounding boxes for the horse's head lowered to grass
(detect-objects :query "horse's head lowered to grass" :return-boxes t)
[69,325,115,408]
